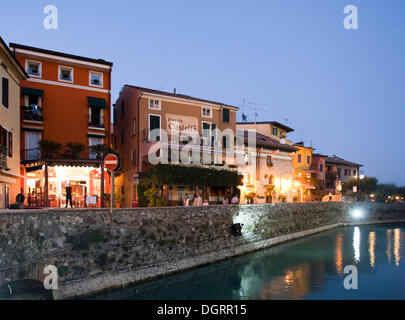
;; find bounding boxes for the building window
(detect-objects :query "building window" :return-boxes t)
[202,107,212,118]
[307,155,311,164]
[113,107,116,124]
[222,135,228,149]
[266,156,272,166]
[121,101,125,117]
[89,137,103,159]
[149,114,161,140]
[149,99,161,110]
[133,119,136,135]
[202,122,216,146]
[349,169,352,176]
[272,127,278,137]
[353,169,357,176]
[338,168,341,179]
[1,77,9,108]
[89,71,103,87]
[222,108,230,123]
[320,164,324,172]
[26,60,41,77]
[298,154,302,163]
[58,66,73,83]
[344,169,348,176]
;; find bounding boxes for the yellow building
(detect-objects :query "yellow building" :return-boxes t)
[292,142,316,202]
[0,37,28,209]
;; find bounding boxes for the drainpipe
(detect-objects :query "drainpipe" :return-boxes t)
[136,91,143,202]
[107,65,112,147]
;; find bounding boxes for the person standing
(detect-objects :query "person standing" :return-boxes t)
[231,194,239,204]
[15,189,25,209]
[192,192,203,206]
[183,195,190,207]
[65,184,73,208]
[203,199,209,206]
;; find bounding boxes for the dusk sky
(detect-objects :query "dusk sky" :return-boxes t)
[1,0,404,185]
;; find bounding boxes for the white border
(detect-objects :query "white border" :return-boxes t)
[148,98,161,111]
[202,106,212,118]
[89,71,103,88]
[26,78,109,93]
[25,59,42,78]
[58,65,74,83]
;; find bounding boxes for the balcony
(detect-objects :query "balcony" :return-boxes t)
[22,148,41,162]
[22,105,43,122]
[0,145,7,168]
[88,115,105,129]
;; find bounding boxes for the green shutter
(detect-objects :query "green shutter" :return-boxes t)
[87,96,107,109]
[150,115,160,131]
[223,108,230,123]
[22,87,43,98]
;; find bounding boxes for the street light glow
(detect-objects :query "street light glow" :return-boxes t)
[352,208,363,219]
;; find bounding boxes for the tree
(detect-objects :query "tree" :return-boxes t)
[65,142,86,159]
[37,140,62,159]
[343,176,378,200]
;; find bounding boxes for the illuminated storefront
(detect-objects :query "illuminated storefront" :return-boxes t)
[24,160,110,208]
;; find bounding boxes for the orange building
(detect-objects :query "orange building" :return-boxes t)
[292,142,317,201]
[113,85,240,207]
[9,43,113,208]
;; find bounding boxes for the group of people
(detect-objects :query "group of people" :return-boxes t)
[182,192,239,207]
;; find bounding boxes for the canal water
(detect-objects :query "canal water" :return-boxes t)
[89,223,405,300]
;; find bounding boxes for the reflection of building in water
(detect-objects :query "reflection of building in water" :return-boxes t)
[353,227,360,263]
[368,232,376,268]
[335,232,343,274]
[248,262,327,300]
[387,229,392,263]
[394,228,401,267]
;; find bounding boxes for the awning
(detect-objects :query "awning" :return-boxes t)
[26,164,43,172]
[88,96,107,109]
[22,87,43,97]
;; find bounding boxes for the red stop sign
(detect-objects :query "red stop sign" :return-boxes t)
[104,154,119,171]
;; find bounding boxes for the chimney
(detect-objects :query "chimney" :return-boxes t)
[173,88,176,94]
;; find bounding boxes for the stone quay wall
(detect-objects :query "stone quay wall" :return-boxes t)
[0,202,404,299]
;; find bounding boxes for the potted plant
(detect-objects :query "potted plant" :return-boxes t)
[37,139,62,159]
[65,142,85,159]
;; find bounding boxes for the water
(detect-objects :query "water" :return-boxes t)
[89,223,405,300]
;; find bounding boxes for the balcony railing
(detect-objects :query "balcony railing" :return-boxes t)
[22,148,41,162]
[0,145,7,168]
[23,110,44,122]
[88,115,105,128]
[21,146,106,162]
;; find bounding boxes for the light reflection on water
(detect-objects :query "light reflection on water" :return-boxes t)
[88,223,405,300]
